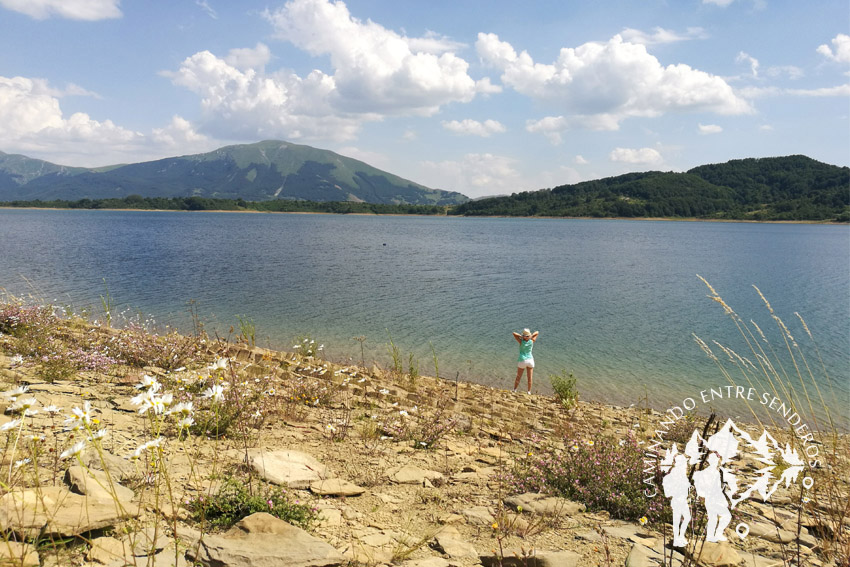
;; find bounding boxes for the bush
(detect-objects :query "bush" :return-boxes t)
[549,369,578,410]
[188,477,317,531]
[506,434,668,523]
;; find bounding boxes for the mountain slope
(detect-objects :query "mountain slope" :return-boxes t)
[450,156,849,221]
[0,141,468,206]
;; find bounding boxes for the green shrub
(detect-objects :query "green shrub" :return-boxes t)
[549,369,578,410]
[188,477,317,531]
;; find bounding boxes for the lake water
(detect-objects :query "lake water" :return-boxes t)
[1,209,847,428]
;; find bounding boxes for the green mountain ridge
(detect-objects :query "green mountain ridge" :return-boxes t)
[0,141,467,206]
[450,155,849,222]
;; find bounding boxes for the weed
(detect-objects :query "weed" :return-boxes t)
[549,369,578,410]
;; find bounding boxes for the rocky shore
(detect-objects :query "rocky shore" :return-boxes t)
[0,329,846,567]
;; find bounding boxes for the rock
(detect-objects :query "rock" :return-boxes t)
[87,536,131,564]
[0,541,39,567]
[432,526,478,559]
[316,507,343,528]
[400,558,450,567]
[740,554,784,567]
[389,464,443,484]
[309,478,365,497]
[248,449,328,489]
[747,521,796,544]
[82,449,138,481]
[626,545,657,567]
[65,465,135,503]
[0,486,138,539]
[438,513,464,525]
[186,512,344,567]
[504,493,585,516]
[459,505,494,526]
[684,541,742,567]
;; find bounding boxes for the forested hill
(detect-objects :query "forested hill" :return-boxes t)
[450,156,849,222]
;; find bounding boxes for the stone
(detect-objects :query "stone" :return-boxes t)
[400,558,450,567]
[747,521,796,544]
[82,449,138,481]
[317,507,343,528]
[186,512,344,567]
[437,513,464,525]
[65,465,135,503]
[459,505,494,526]
[0,541,39,567]
[0,486,138,539]
[740,554,784,567]
[389,464,443,485]
[432,526,478,559]
[684,541,742,567]
[626,544,658,567]
[87,536,131,565]
[504,493,585,516]
[248,449,328,489]
[309,478,365,497]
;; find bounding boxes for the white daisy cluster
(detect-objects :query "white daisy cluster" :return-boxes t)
[131,374,174,415]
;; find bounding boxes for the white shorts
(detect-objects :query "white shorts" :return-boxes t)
[517,359,535,369]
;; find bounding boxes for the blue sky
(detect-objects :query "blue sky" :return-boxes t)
[0,0,847,198]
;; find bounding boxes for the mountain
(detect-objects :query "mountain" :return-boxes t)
[450,156,849,222]
[0,141,468,206]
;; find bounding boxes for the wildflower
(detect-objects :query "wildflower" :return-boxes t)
[326,424,337,432]
[491,522,499,530]
[60,441,87,460]
[585,440,595,446]
[135,374,161,392]
[202,385,225,402]
[9,397,38,415]
[208,358,228,371]
[379,388,390,395]
[0,419,22,432]
[2,385,28,399]
[399,410,408,417]
[89,429,108,441]
[10,354,23,366]
[43,405,62,414]
[639,516,648,526]
[177,416,195,429]
[168,401,194,416]
[132,437,163,459]
[65,401,93,429]
[14,458,31,468]
[801,496,811,504]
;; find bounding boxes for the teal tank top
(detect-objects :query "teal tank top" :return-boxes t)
[518,339,534,361]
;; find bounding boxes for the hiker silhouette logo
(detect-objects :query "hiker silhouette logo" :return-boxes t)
[659,418,808,546]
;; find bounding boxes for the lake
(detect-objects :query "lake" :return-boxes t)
[1,209,847,428]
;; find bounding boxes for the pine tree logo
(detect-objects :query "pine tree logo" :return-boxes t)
[660,418,806,546]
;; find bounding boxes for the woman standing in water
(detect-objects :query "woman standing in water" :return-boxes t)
[512,328,538,394]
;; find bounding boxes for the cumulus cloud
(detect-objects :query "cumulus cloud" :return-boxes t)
[0,76,140,156]
[164,49,367,142]
[739,84,850,98]
[817,34,850,63]
[420,153,524,198]
[477,32,751,142]
[442,118,506,137]
[575,155,588,165]
[609,147,663,165]
[0,0,121,20]
[263,0,485,115]
[151,115,213,151]
[698,123,723,134]
[224,43,272,71]
[620,27,707,45]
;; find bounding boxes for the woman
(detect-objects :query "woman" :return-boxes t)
[512,328,538,394]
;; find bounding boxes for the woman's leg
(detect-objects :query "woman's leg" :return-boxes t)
[513,367,524,391]
[526,366,533,392]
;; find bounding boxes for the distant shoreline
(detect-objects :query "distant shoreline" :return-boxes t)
[0,206,845,225]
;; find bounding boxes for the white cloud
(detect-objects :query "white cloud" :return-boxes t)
[609,147,663,165]
[764,66,804,80]
[151,115,214,152]
[739,84,850,98]
[477,32,751,142]
[0,0,121,20]
[736,51,759,77]
[442,118,506,137]
[164,50,368,142]
[195,0,217,19]
[263,0,482,115]
[817,34,850,64]
[420,153,525,198]
[698,123,723,134]
[620,27,707,45]
[0,76,141,158]
[702,0,735,6]
[224,43,272,71]
[575,155,588,165]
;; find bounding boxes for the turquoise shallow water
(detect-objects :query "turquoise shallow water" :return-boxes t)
[1,209,847,427]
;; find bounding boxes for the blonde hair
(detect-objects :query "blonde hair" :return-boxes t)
[522,328,531,337]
